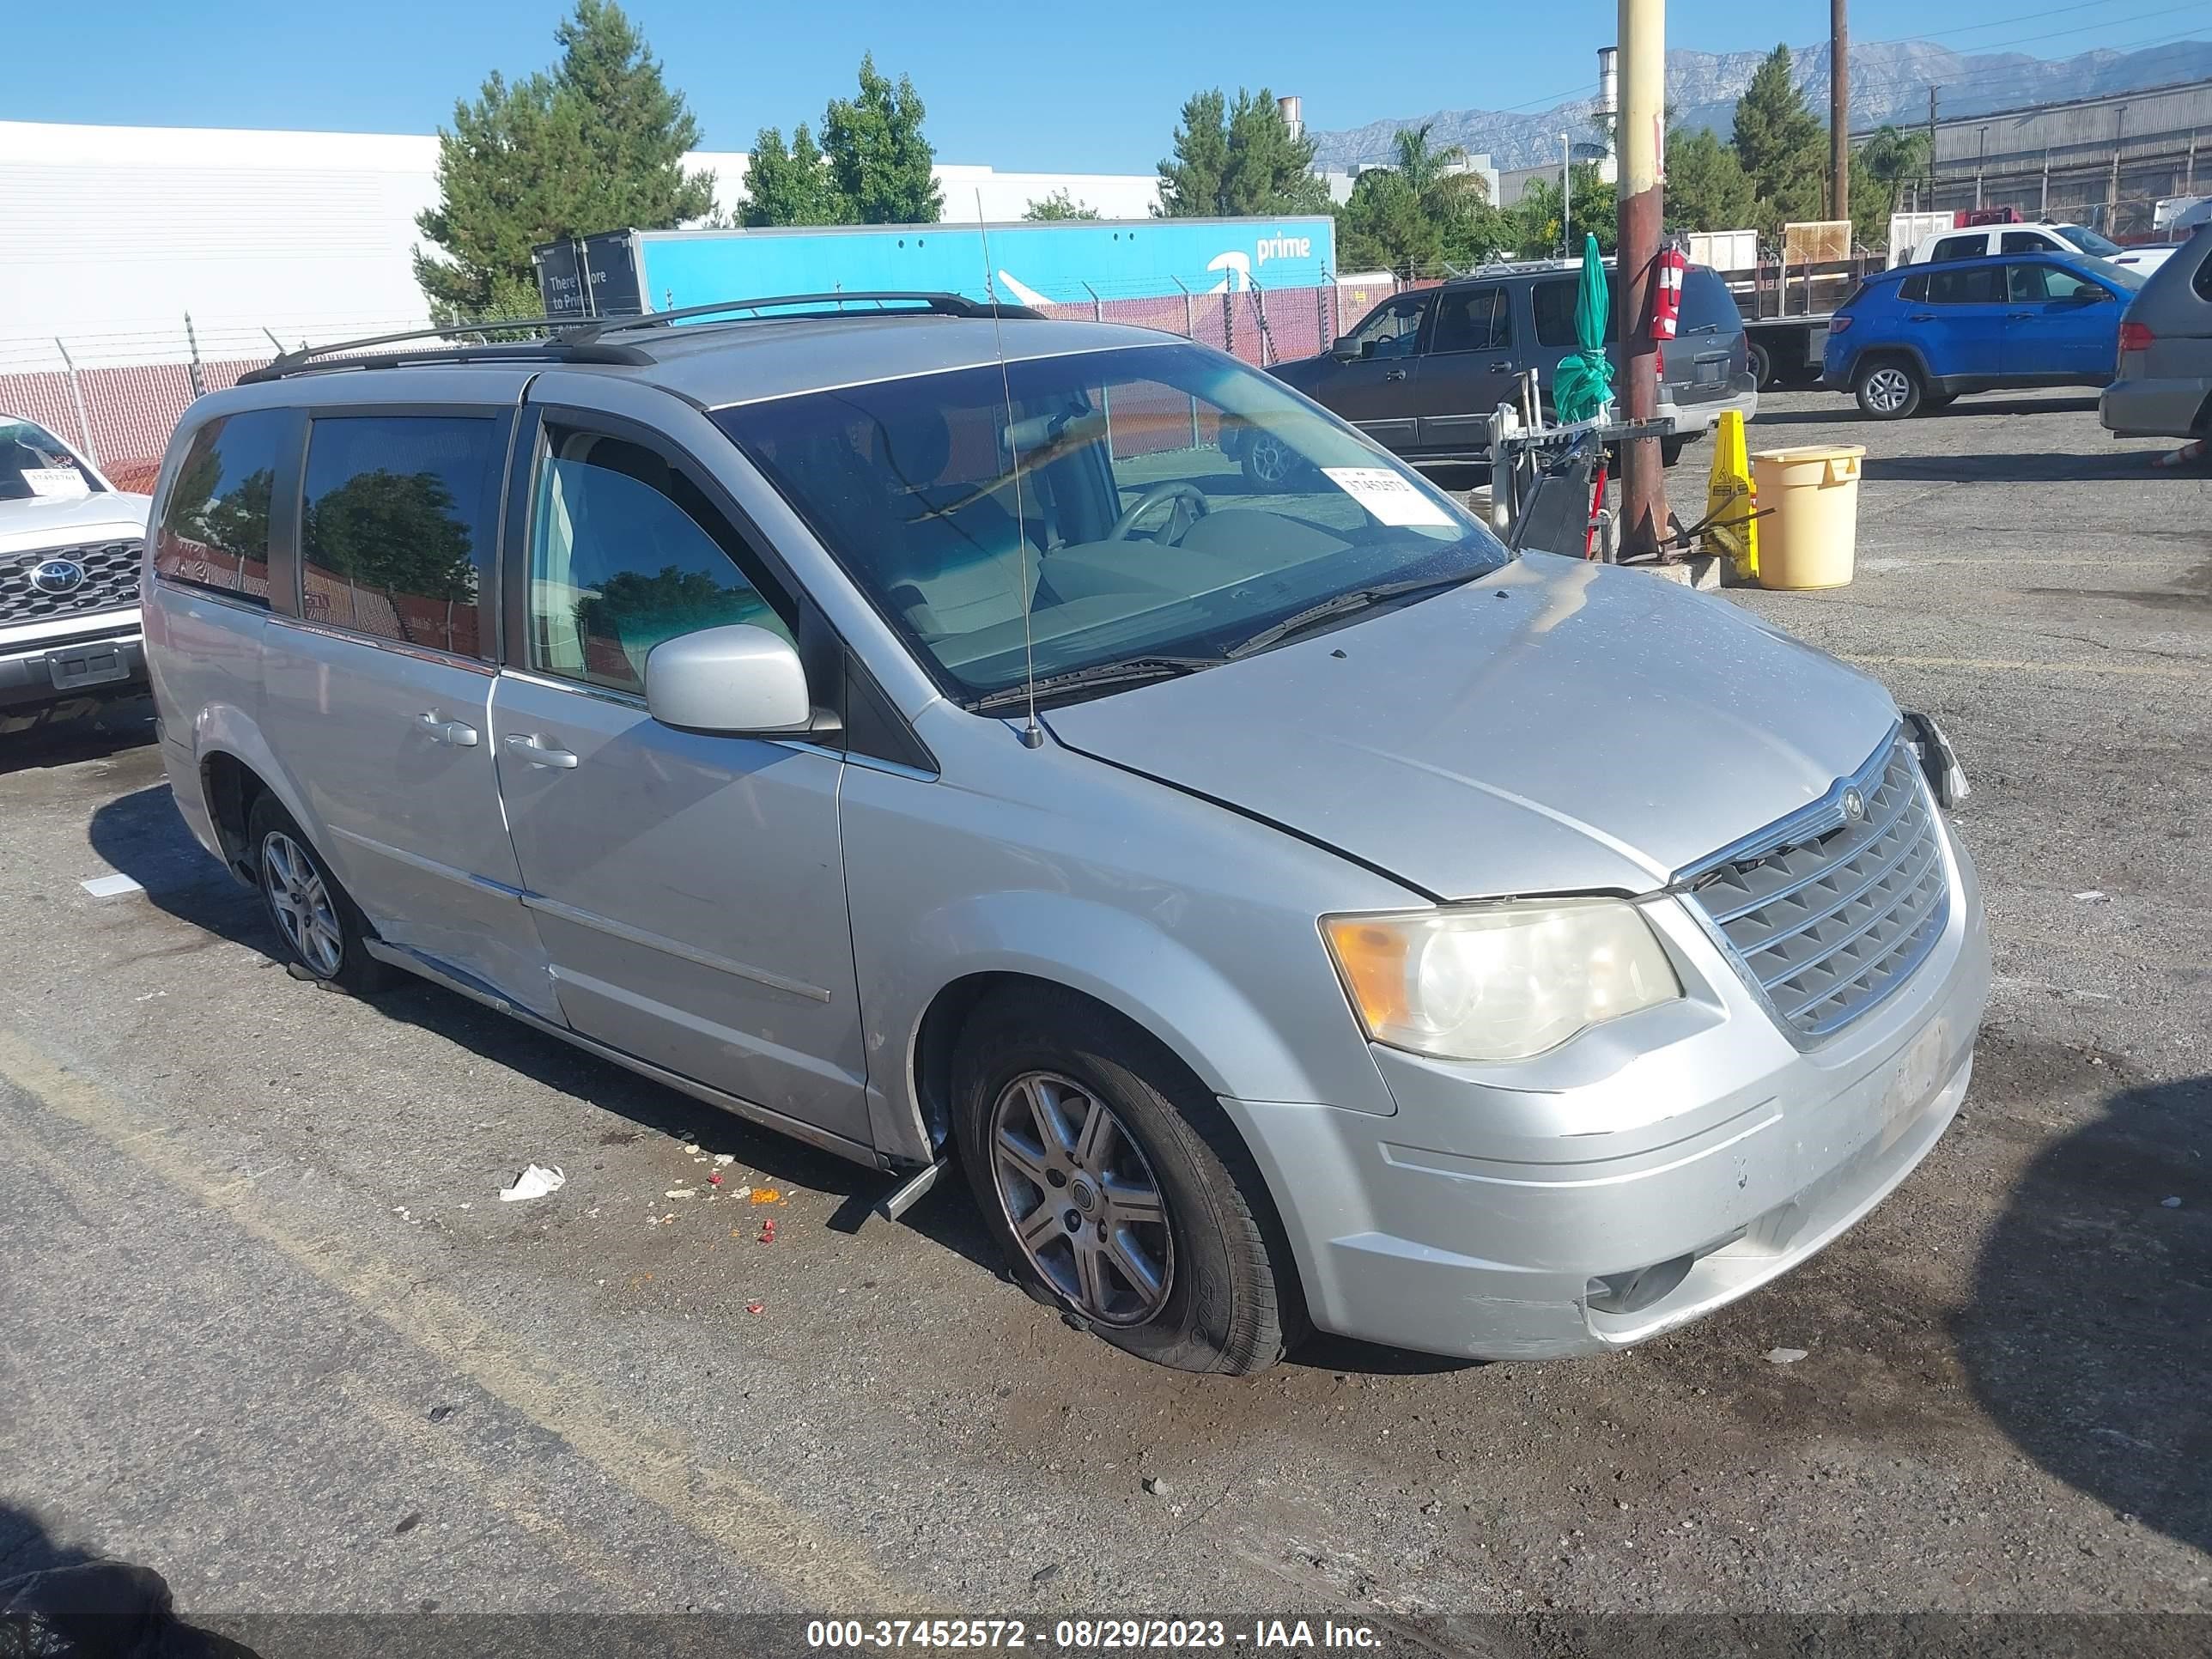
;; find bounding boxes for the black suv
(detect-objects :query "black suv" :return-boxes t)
[1259,260,1756,474]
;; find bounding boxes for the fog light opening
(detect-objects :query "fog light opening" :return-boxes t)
[1586,1253,1695,1316]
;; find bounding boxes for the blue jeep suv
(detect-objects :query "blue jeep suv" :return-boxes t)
[1824,251,2142,419]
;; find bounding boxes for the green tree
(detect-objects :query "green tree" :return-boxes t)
[1730,45,1826,236]
[1854,123,1934,247]
[1024,188,1100,221]
[822,53,942,223]
[1502,165,1616,258]
[741,125,846,227]
[1663,126,1758,234]
[1158,88,1328,218]
[414,1,714,319]
[1333,125,1502,275]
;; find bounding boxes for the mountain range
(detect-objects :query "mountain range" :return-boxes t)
[1306,38,2212,173]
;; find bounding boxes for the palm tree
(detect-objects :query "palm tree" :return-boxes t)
[1859,124,1933,213]
[1389,122,1486,219]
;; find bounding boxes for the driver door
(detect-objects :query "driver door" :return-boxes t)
[1309,290,1432,450]
[2002,261,2118,380]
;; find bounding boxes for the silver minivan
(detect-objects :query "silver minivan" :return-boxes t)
[2100,222,2212,442]
[143,297,1989,1375]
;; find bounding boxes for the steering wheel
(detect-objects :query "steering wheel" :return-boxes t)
[1107,481,1211,543]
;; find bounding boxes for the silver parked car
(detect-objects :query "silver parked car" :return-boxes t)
[2101,222,2212,441]
[143,297,1989,1374]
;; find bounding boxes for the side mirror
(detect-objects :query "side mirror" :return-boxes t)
[1330,337,1361,360]
[644,623,835,738]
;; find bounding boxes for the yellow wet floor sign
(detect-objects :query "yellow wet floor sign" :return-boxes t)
[1702,410,1757,580]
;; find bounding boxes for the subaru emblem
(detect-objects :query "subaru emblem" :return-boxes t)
[1841,787,1867,822]
[29,558,88,596]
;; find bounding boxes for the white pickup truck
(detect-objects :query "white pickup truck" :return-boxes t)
[1906,222,2177,276]
[2,416,151,736]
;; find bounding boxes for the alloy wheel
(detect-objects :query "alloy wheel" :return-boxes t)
[989,1070,1174,1326]
[261,831,344,978]
[1864,366,1912,414]
[1248,434,1294,488]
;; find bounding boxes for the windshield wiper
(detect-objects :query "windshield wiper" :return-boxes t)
[968,654,1221,714]
[1222,573,1480,661]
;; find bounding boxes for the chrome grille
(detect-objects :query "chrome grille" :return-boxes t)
[1686,738,1950,1039]
[1,538,143,626]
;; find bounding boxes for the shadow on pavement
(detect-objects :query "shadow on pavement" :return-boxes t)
[1,696,155,777]
[0,1503,257,1657]
[1954,1073,2211,1557]
[83,782,1000,1279]
[1862,451,2174,485]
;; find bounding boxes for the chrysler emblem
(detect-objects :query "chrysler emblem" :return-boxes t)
[29,558,88,596]
[1841,787,1868,822]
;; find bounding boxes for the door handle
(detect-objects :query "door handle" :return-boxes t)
[1908,313,1935,322]
[417,712,479,747]
[2006,312,2033,320]
[1383,368,1408,381]
[503,732,579,769]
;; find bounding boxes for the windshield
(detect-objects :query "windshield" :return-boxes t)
[2056,225,2124,258]
[0,418,104,503]
[2085,257,2147,289]
[714,343,1509,702]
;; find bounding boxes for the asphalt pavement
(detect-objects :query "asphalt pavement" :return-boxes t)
[0,388,2206,1652]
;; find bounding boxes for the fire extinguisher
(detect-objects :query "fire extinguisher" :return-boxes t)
[1650,245,1688,342]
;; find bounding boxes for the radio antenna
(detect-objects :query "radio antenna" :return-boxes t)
[976,191,1043,750]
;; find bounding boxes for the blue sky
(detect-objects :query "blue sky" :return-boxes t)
[11,1,2205,172]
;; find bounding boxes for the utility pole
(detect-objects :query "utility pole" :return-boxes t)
[1615,0,1666,560]
[1926,85,1939,212]
[1562,134,1572,258]
[2108,105,2127,237]
[1830,0,1850,222]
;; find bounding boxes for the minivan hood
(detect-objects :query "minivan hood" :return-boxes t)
[0,491,151,556]
[1045,552,1899,899]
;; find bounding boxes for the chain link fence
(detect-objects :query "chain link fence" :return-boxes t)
[3,283,1367,498]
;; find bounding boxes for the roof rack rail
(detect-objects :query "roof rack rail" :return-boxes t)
[240,318,654,384]
[562,290,1038,342]
[238,292,1047,385]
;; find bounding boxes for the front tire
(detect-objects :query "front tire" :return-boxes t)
[247,795,390,994]
[953,989,1302,1375]
[1238,429,1303,492]
[1855,357,1923,419]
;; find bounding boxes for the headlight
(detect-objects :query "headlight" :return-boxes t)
[1322,897,1681,1061]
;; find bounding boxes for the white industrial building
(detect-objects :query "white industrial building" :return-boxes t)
[0,121,1162,371]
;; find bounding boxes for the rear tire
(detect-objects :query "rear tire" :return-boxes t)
[1855,358,1923,420]
[952,988,1302,1376]
[1660,436,1686,468]
[246,795,392,994]
[1747,340,1773,391]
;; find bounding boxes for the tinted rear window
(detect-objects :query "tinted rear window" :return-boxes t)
[300,414,505,658]
[1531,277,1620,348]
[1898,272,1929,302]
[1678,268,1742,336]
[155,410,289,605]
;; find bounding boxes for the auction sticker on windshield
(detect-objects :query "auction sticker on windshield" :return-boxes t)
[22,468,90,501]
[1321,466,1455,528]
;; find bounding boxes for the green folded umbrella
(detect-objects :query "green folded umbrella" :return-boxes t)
[1552,232,1615,425]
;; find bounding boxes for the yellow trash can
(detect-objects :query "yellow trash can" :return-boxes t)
[1751,445,1866,590]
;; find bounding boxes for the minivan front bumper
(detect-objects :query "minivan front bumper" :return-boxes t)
[1226,815,1988,1360]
